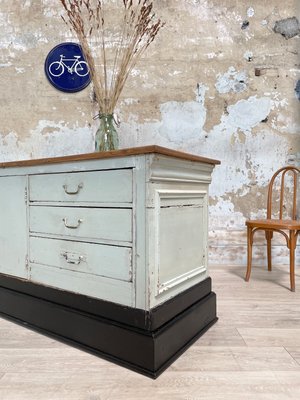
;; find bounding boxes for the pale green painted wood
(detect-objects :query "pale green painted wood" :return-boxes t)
[29,169,133,204]
[30,206,132,243]
[30,263,134,306]
[0,176,28,279]
[159,204,205,288]
[30,201,132,209]
[0,153,216,311]
[29,232,131,248]
[0,156,136,177]
[132,156,147,310]
[30,237,132,282]
[145,154,214,309]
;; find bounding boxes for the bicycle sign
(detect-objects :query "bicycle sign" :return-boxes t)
[45,43,91,93]
[49,55,89,77]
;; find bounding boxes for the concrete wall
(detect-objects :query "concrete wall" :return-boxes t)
[0,0,299,265]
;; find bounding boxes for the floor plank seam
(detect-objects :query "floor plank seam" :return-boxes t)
[283,347,300,366]
[235,328,247,346]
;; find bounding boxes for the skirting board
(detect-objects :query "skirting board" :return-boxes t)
[0,276,217,378]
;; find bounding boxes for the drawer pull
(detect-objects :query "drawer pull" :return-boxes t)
[61,251,84,265]
[62,218,83,229]
[63,183,83,195]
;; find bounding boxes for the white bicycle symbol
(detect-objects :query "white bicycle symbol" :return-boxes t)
[48,54,89,77]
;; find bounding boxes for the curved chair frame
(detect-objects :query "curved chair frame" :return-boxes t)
[245,166,300,291]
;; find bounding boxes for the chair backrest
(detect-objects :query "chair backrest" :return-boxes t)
[267,166,300,220]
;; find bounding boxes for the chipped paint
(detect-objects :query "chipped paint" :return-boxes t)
[206,52,217,59]
[196,83,208,105]
[0,0,299,266]
[226,96,271,131]
[0,122,93,162]
[215,67,248,94]
[15,67,25,74]
[243,51,254,62]
[295,80,300,101]
[241,21,250,30]
[247,7,255,18]
[0,63,12,68]
[273,17,300,39]
[158,101,206,143]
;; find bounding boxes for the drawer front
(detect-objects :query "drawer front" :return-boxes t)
[30,237,132,282]
[29,169,133,203]
[30,263,133,306]
[30,206,132,243]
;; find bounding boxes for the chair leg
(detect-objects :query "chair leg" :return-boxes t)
[245,226,253,282]
[266,231,273,271]
[289,231,296,292]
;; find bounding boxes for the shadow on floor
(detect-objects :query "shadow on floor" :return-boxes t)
[225,264,299,291]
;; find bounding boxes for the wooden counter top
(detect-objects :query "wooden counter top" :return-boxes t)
[0,145,220,169]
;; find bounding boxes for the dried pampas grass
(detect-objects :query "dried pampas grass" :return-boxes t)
[60,0,164,114]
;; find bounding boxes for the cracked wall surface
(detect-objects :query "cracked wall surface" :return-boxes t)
[0,0,299,266]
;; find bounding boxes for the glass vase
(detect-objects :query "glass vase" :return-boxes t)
[95,114,119,152]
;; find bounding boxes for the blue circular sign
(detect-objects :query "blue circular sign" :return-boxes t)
[45,42,91,93]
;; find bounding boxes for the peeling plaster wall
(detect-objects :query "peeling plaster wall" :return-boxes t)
[0,0,299,266]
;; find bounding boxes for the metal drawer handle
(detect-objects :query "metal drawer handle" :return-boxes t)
[61,251,84,265]
[63,183,83,195]
[62,218,83,229]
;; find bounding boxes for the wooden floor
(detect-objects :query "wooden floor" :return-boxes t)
[1,264,300,400]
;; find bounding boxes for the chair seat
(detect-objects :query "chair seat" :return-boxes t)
[246,219,300,230]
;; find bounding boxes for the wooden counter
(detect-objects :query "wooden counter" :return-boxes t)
[0,146,220,378]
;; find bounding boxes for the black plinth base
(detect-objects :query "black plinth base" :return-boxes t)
[0,275,217,378]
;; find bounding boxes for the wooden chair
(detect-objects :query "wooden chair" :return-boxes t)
[245,166,300,291]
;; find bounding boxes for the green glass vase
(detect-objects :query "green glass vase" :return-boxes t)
[95,114,119,152]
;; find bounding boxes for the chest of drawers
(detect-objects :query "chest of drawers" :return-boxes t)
[0,146,219,378]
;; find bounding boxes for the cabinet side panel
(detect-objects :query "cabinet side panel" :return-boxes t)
[159,198,206,286]
[0,176,28,279]
[151,190,208,306]
[146,155,215,309]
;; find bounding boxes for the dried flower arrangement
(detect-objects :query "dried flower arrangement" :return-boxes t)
[59,0,164,151]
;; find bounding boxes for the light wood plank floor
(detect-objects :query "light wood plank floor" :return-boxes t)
[1,264,300,400]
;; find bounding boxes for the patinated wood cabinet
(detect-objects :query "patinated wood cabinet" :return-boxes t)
[0,146,220,378]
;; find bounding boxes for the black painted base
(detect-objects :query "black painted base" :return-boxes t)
[0,275,217,378]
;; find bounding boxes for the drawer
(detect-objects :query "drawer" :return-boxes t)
[29,169,133,203]
[30,237,132,282]
[30,263,133,305]
[30,206,132,243]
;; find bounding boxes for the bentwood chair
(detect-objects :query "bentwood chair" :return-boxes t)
[245,166,300,291]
